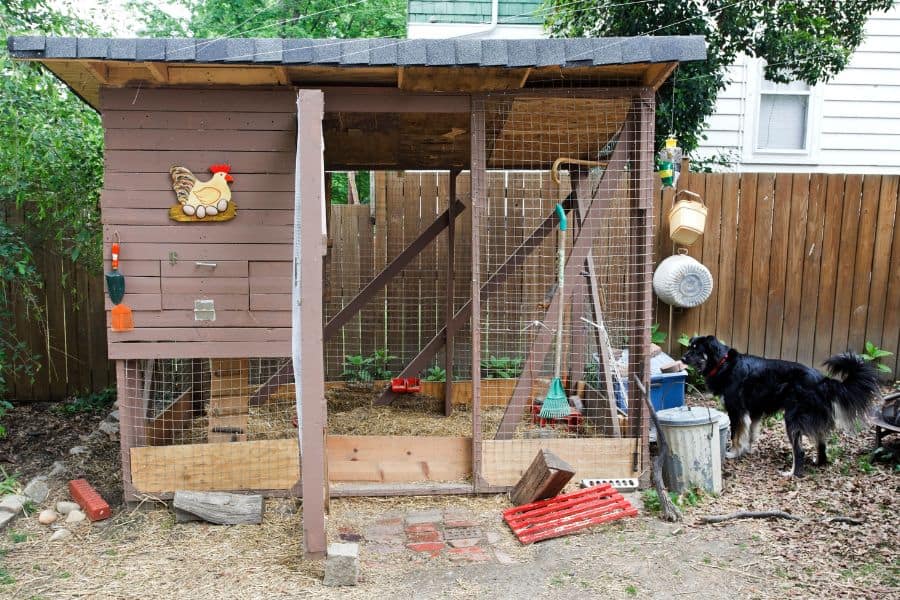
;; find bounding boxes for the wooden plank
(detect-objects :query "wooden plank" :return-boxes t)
[125,310,288,328]
[104,293,161,311]
[445,171,458,417]
[747,173,774,356]
[830,174,863,356]
[813,175,846,366]
[161,278,248,295]
[714,174,739,347]
[327,436,471,483]
[697,174,722,337]
[865,176,899,352]
[111,328,290,343]
[249,276,291,294]
[103,208,295,226]
[105,129,295,151]
[103,110,297,131]
[471,96,485,488]
[730,173,758,352]
[878,177,900,375]
[131,439,299,493]
[158,294,247,310]
[509,449,575,506]
[210,358,249,375]
[102,87,296,112]
[173,491,263,525]
[108,340,290,359]
[249,261,291,277]
[780,174,810,362]
[763,173,793,358]
[161,260,248,278]
[847,175,881,354]
[249,293,290,311]
[105,150,294,174]
[104,243,291,261]
[481,438,640,487]
[104,225,293,245]
[797,174,828,367]
[678,171,706,341]
[103,173,294,192]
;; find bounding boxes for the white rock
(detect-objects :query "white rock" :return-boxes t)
[69,446,88,456]
[24,476,50,503]
[0,511,17,530]
[98,421,119,438]
[107,410,119,422]
[49,461,67,478]
[56,501,80,516]
[65,509,86,524]
[49,529,71,542]
[38,509,58,525]
[0,495,26,514]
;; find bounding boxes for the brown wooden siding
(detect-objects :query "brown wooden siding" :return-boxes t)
[100,87,297,359]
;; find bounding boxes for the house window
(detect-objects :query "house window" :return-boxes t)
[756,79,810,151]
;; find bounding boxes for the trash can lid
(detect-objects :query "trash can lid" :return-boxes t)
[703,408,730,430]
[656,405,719,427]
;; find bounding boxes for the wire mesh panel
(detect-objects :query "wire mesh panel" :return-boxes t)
[473,90,653,488]
[120,357,298,497]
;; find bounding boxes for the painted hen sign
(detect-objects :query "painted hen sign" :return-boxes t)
[168,164,236,222]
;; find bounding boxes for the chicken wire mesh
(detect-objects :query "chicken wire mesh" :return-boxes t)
[120,357,298,497]
[473,90,653,487]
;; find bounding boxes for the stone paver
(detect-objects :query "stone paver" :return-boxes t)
[405,509,442,525]
[447,546,491,562]
[447,538,480,549]
[407,530,442,543]
[406,542,444,557]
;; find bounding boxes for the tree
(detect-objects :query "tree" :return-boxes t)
[127,0,406,39]
[543,0,894,158]
[1,0,105,396]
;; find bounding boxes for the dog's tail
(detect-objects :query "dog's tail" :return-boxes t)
[822,352,880,429]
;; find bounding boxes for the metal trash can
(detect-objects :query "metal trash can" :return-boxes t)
[656,406,722,495]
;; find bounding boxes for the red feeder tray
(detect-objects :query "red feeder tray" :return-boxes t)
[391,377,421,393]
[530,402,583,432]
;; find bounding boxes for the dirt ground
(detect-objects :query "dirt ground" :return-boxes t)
[1,393,898,599]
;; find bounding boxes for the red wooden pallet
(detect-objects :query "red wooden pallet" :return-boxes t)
[503,482,637,544]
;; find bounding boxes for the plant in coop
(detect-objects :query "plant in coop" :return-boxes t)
[423,366,446,382]
[341,349,397,383]
[480,356,523,379]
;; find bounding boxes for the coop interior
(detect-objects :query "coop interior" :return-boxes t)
[120,88,651,497]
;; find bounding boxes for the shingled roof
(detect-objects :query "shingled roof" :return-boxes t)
[7,36,706,67]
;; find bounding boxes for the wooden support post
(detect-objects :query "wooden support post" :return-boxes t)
[631,91,656,481]
[471,96,485,490]
[295,89,327,560]
[376,194,578,406]
[495,139,630,439]
[444,170,459,417]
[323,198,466,341]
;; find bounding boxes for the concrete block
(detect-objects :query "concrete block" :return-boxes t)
[323,542,359,587]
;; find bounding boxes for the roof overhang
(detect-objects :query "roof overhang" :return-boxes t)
[8,36,706,109]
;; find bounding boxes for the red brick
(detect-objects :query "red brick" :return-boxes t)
[447,547,490,562]
[376,517,403,528]
[407,530,442,543]
[406,542,445,557]
[405,524,437,534]
[68,479,111,521]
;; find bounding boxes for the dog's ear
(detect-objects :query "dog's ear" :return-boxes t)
[726,348,738,360]
[689,335,700,346]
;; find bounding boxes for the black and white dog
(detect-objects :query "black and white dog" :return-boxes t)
[682,336,879,478]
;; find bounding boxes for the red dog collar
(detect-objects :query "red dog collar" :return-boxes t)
[707,355,728,377]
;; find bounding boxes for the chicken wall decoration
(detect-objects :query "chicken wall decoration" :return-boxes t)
[168,164,236,222]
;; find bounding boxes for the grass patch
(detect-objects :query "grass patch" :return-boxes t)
[625,584,638,596]
[0,567,14,585]
[52,387,116,415]
[641,487,705,515]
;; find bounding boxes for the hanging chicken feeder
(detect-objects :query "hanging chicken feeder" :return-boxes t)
[668,190,707,246]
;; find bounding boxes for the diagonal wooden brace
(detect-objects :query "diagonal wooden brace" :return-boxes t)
[376,193,579,405]
[494,137,630,439]
[323,198,466,341]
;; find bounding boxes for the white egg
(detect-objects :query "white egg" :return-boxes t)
[196,206,206,218]
[217,199,228,212]
[182,204,196,216]
[206,206,218,216]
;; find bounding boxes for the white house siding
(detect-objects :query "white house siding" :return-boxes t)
[694,3,900,174]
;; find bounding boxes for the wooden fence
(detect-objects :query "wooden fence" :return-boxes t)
[5,170,899,402]
[654,171,900,375]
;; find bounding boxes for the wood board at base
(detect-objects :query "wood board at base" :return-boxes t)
[130,435,473,494]
[480,438,641,488]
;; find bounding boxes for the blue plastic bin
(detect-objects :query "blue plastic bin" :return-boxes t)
[650,371,687,412]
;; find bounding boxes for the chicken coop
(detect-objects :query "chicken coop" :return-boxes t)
[10,34,705,556]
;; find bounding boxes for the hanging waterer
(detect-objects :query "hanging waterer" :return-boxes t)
[657,136,683,189]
